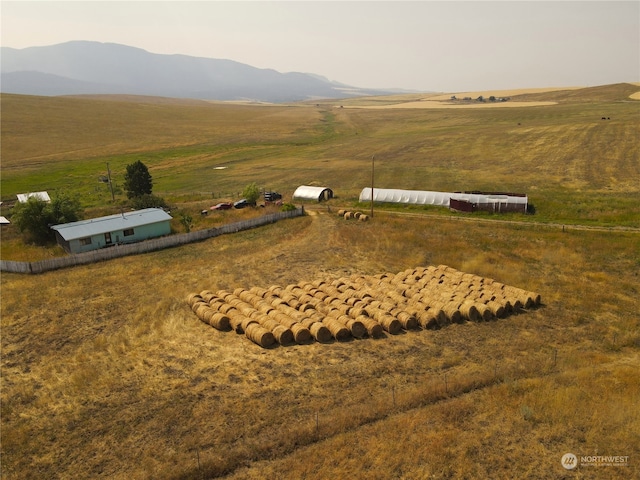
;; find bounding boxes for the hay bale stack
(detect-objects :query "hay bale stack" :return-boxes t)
[245,323,276,348]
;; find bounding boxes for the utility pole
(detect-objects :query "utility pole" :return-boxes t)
[370,155,375,218]
[107,163,115,202]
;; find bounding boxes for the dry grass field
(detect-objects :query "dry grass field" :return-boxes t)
[1,84,639,479]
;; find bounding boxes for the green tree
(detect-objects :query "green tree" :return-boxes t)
[242,182,260,205]
[180,213,193,233]
[130,193,168,210]
[11,192,82,244]
[124,160,153,199]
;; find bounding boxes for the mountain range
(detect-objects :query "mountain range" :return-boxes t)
[0,41,410,102]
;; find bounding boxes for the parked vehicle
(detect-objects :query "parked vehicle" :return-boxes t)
[210,202,233,210]
[233,199,253,209]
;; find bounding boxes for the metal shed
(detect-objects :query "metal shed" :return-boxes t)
[17,191,51,203]
[51,208,173,254]
[292,185,334,202]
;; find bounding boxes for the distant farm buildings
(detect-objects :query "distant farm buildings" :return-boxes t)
[359,188,528,213]
[17,191,51,203]
[292,185,334,202]
[51,208,172,254]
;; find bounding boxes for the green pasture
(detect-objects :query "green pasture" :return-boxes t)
[1,84,638,227]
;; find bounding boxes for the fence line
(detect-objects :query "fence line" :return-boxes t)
[1,207,304,275]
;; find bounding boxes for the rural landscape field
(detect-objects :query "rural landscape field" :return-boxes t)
[1,83,639,479]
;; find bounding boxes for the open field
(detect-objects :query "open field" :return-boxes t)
[1,84,639,479]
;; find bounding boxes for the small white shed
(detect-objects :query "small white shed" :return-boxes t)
[292,185,334,202]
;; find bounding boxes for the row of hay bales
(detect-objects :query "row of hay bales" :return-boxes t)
[337,209,369,222]
[186,265,541,348]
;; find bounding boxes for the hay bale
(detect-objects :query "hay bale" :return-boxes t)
[355,315,385,338]
[208,312,231,331]
[486,300,507,318]
[322,317,351,341]
[343,211,354,220]
[459,301,481,322]
[271,325,295,345]
[186,293,204,307]
[344,316,367,339]
[309,322,333,343]
[245,323,276,348]
[290,323,312,344]
[337,209,346,216]
[476,301,494,321]
[441,302,463,324]
[391,309,418,330]
[370,311,402,334]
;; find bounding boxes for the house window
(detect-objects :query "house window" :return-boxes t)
[123,228,134,237]
[79,237,92,246]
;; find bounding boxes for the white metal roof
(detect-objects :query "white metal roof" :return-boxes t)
[292,185,333,201]
[51,208,172,241]
[0,216,10,224]
[16,191,51,203]
[359,188,527,207]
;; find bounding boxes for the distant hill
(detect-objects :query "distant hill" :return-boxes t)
[0,41,409,102]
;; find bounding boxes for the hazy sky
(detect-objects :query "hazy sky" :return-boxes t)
[2,1,638,92]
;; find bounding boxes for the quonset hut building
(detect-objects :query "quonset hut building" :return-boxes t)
[359,188,528,213]
[292,185,334,202]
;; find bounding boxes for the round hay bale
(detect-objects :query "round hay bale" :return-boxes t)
[309,322,333,343]
[233,287,245,297]
[475,302,494,321]
[459,301,481,322]
[186,293,203,307]
[486,300,506,318]
[371,311,402,334]
[344,317,367,339]
[322,317,351,341]
[208,312,231,331]
[355,315,384,338]
[290,323,312,344]
[227,314,245,333]
[218,303,238,315]
[268,285,284,296]
[245,323,276,348]
[391,309,418,330]
[343,211,354,220]
[337,209,346,216]
[442,303,463,324]
[191,300,208,313]
[271,325,295,345]
[240,316,259,332]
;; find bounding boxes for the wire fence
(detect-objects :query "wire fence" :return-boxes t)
[1,207,304,275]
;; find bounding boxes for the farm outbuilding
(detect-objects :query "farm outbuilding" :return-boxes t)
[292,185,334,202]
[359,188,528,213]
[51,208,173,254]
[17,191,51,203]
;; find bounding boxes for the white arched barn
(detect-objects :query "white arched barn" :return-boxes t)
[292,185,334,202]
[359,188,527,213]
